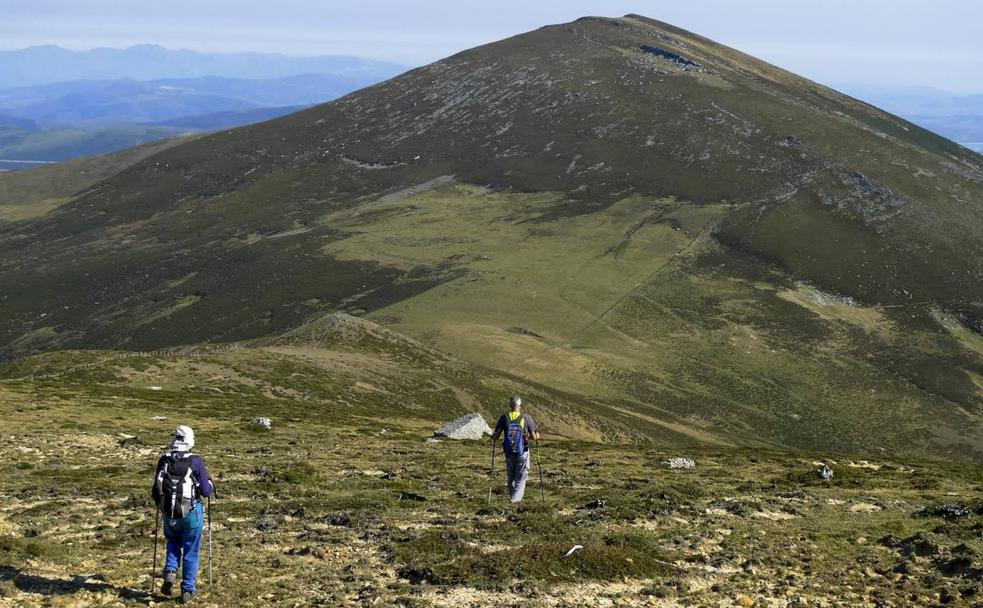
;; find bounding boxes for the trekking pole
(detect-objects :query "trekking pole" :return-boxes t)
[207,495,213,591]
[150,505,160,596]
[487,437,495,505]
[536,441,545,503]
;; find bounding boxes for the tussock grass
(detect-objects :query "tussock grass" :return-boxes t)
[0,363,980,605]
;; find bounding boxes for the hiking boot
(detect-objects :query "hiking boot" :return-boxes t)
[181,590,195,604]
[160,571,177,596]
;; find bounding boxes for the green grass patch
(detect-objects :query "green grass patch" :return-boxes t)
[391,528,676,586]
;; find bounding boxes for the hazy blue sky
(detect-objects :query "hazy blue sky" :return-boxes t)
[3,0,981,93]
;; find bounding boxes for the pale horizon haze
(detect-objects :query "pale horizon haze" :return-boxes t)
[2,0,981,94]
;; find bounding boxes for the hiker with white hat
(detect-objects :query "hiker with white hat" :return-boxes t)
[151,425,214,604]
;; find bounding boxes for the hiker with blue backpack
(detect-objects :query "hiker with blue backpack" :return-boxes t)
[151,425,214,604]
[491,395,541,503]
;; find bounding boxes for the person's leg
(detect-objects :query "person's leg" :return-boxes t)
[505,456,521,500]
[163,518,182,575]
[180,504,204,594]
[510,452,530,503]
[161,517,182,594]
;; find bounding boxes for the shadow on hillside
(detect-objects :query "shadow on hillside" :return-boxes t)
[0,565,148,601]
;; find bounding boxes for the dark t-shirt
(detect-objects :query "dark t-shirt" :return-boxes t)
[493,413,539,450]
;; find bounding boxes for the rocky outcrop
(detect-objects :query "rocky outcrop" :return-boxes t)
[434,413,493,440]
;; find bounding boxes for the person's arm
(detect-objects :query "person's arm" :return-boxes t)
[491,415,505,440]
[150,455,165,504]
[193,457,214,498]
[525,415,541,441]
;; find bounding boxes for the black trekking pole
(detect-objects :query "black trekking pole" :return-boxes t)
[536,441,545,502]
[486,437,495,504]
[150,505,160,596]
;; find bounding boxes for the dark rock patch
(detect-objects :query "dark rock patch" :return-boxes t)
[398,490,427,502]
[639,45,700,68]
[920,504,972,519]
[506,326,544,339]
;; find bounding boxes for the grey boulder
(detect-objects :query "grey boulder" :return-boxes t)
[434,413,493,440]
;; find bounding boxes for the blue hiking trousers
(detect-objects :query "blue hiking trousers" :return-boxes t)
[163,501,204,593]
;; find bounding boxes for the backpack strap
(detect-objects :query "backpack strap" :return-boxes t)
[190,455,202,498]
[507,411,526,428]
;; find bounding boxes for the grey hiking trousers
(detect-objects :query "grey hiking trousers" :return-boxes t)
[506,451,530,503]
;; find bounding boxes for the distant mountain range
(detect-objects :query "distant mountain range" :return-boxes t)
[0,105,303,167]
[0,45,408,166]
[0,44,408,89]
[147,106,304,130]
[0,72,402,164]
[0,75,379,127]
[838,84,983,152]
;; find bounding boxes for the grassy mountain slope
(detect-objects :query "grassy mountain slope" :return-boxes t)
[0,136,195,221]
[0,320,980,606]
[1,15,982,458]
[0,314,720,445]
[323,186,983,459]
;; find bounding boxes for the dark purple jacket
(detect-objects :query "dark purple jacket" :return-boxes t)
[151,451,213,503]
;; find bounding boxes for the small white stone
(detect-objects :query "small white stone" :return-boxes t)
[666,457,696,469]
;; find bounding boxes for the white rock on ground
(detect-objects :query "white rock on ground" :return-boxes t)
[434,413,493,440]
[253,417,272,430]
[666,457,696,469]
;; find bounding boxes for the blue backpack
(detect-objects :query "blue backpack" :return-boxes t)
[503,412,526,456]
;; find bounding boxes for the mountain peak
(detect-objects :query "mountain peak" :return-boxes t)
[124,43,170,52]
[1,16,982,459]
[17,43,72,53]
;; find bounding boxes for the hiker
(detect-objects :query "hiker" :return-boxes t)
[491,395,541,503]
[151,425,214,604]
